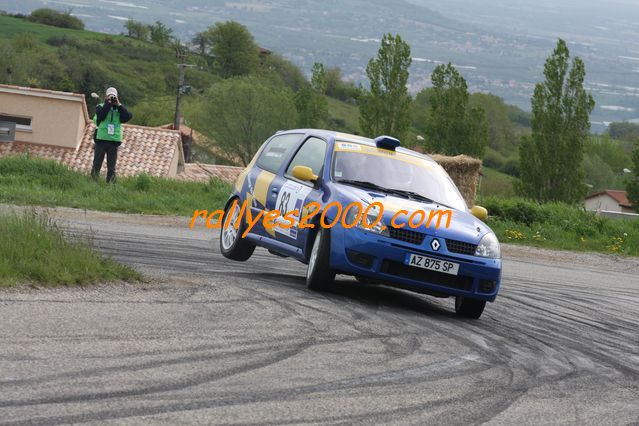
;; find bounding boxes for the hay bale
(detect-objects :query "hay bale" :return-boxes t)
[430,154,482,207]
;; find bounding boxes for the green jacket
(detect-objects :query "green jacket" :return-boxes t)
[93,102,132,143]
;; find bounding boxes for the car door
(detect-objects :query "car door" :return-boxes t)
[247,133,303,237]
[267,136,328,250]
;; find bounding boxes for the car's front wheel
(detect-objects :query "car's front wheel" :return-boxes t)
[454,296,486,319]
[306,228,335,291]
[220,199,255,261]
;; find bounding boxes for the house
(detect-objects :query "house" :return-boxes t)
[585,190,634,214]
[0,84,184,177]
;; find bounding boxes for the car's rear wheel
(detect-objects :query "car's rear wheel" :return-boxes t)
[306,228,335,291]
[220,199,255,261]
[454,296,486,319]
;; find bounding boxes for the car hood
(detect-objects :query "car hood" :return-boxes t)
[334,184,491,243]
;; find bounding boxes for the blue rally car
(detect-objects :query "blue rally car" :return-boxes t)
[220,129,502,319]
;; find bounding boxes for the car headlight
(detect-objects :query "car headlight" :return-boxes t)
[475,232,501,259]
[345,203,389,236]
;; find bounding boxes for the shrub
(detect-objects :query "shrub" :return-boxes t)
[27,8,85,30]
[500,157,520,177]
[46,35,81,48]
[483,148,506,170]
[483,196,638,256]
[483,197,549,225]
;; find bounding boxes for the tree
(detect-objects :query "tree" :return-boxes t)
[294,63,329,128]
[311,62,327,94]
[124,20,149,41]
[148,21,173,47]
[358,33,412,140]
[325,66,361,102]
[187,76,298,166]
[469,92,528,155]
[422,63,488,158]
[191,31,209,56]
[205,21,259,78]
[517,39,595,203]
[627,142,639,212]
[608,121,639,142]
[260,53,307,92]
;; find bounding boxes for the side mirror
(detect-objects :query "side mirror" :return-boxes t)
[470,205,488,221]
[292,165,318,182]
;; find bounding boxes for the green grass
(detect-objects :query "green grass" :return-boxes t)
[0,210,140,287]
[478,167,516,199]
[0,15,115,42]
[0,156,232,215]
[483,197,639,256]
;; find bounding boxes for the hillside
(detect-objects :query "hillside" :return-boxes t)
[5,0,639,129]
[0,15,218,117]
[2,14,631,198]
[0,14,532,198]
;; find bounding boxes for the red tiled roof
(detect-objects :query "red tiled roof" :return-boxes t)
[586,190,632,208]
[176,163,244,183]
[0,123,182,177]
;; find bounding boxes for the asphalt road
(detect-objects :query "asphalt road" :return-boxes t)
[1,207,638,425]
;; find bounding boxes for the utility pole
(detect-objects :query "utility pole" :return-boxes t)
[174,48,195,131]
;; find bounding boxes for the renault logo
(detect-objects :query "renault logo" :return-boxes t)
[431,238,441,251]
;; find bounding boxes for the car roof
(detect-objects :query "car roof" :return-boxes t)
[278,129,438,164]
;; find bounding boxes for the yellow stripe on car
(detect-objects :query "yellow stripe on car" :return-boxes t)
[253,170,275,208]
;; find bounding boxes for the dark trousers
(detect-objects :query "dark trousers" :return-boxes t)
[91,140,120,183]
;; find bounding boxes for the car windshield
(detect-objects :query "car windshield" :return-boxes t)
[332,143,467,211]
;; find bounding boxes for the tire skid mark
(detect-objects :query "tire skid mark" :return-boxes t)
[0,339,314,409]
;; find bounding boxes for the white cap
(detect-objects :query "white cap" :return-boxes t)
[105,87,118,98]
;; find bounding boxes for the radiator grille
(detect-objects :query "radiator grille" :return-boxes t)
[388,227,425,245]
[445,239,477,255]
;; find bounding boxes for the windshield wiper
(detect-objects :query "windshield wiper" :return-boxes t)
[394,190,454,209]
[335,179,391,192]
[383,188,434,203]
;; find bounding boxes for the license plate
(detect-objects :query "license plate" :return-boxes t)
[406,253,459,276]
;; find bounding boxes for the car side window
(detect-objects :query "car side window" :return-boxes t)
[286,137,327,177]
[256,134,302,173]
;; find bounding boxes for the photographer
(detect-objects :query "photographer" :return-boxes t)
[91,87,132,183]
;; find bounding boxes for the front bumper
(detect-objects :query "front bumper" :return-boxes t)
[329,225,502,302]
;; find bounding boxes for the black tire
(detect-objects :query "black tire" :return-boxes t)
[306,228,335,291]
[454,296,486,319]
[219,199,255,261]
